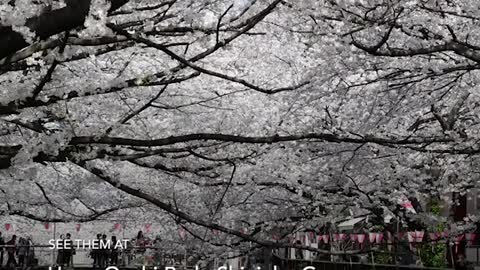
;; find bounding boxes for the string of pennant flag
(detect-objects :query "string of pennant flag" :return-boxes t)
[284,231,478,248]
[3,223,478,249]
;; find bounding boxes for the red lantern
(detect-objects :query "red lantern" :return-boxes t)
[75,224,81,232]
[44,223,50,230]
[5,223,11,231]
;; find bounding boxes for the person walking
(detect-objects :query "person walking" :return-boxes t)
[135,231,146,265]
[17,237,28,268]
[91,233,101,269]
[63,233,74,267]
[294,240,304,260]
[56,234,64,266]
[26,237,34,267]
[110,235,118,265]
[6,235,16,268]
[153,235,162,266]
[99,234,108,268]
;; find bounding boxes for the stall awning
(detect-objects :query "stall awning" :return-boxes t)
[338,217,365,231]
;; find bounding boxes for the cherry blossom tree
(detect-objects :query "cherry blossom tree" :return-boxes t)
[1,0,480,260]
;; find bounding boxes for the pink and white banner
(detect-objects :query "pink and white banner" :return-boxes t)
[321,235,329,244]
[333,233,340,242]
[415,231,424,243]
[350,234,358,242]
[428,232,439,242]
[357,234,366,248]
[466,233,476,246]
[368,232,376,243]
[375,233,384,244]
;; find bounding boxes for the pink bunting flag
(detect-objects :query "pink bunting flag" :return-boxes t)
[322,235,329,244]
[145,223,152,233]
[75,224,81,232]
[44,222,50,230]
[368,232,376,243]
[339,233,347,241]
[357,234,366,249]
[272,234,280,241]
[350,234,357,242]
[357,234,366,244]
[466,233,476,246]
[309,232,315,241]
[399,196,417,214]
[5,223,11,231]
[333,233,340,242]
[415,231,424,243]
[114,223,121,231]
[375,233,384,244]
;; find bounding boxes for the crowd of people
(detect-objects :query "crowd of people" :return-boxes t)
[67,230,158,268]
[55,233,74,267]
[0,232,36,269]
[88,233,120,269]
[0,230,162,269]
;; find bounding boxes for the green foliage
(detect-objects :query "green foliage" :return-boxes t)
[418,198,446,268]
[371,251,393,265]
[427,198,443,216]
[418,244,446,268]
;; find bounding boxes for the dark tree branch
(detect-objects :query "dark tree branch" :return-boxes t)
[0,0,130,60]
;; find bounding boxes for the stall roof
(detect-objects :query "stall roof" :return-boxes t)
[338,217,365,231]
